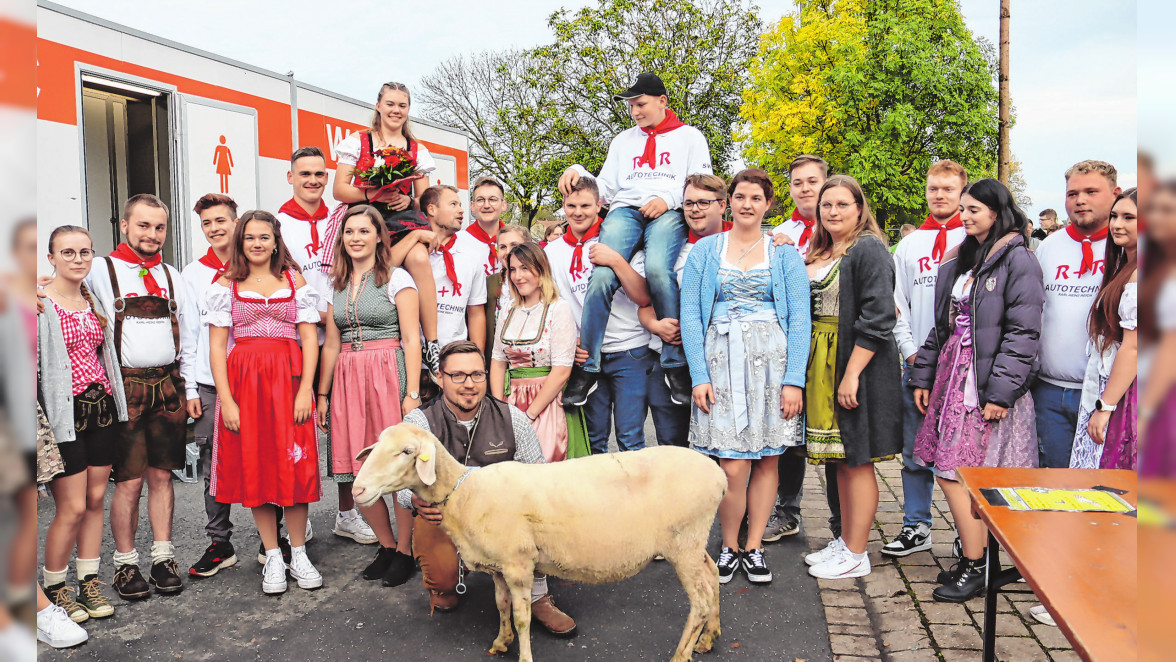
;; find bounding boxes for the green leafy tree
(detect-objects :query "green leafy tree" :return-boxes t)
[741,0,1000,229]
[532,0,762,178]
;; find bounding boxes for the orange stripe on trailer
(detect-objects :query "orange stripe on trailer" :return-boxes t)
[37,38,293,159]
[0,18,36,109]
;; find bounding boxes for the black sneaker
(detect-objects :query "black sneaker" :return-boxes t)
[937,557,966,585]
[881,523,933,558]
[664,366,692,406]
[741,548,773,584]
[190,541,238,578]
[257,538,292,568]
[362,547,398,581]
[112,564,151,601]
[716,547,740,585]
[561,368,598,407]
[381,551,416,587]
[763,514,800,543]
[933,556,986,603]
[149,559,184,595]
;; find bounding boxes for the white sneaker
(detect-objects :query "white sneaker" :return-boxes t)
[1029,604,1057,627]
[289,548,322,590]
[261,553,288,595]
[808,548,872,580]
[805,538,845,567]
[333,511,378,544]
[282,519,314,544]
[36,604,88,648]
[0,622,37,657]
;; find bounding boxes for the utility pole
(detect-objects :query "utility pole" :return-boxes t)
[998,0,1010,185]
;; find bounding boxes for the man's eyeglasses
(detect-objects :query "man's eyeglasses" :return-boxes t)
[683,199,722,210]
[58,249,95,261]
[441,370,488,384]
[473,197,503,206]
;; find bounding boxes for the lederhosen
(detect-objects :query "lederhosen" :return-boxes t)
[104,257,189,482]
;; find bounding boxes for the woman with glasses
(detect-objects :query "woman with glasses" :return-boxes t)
[802,175,902,581]
[38,225,126,623]
[680,169,810,586]
[317,206,422,588]
[490,243,589,461]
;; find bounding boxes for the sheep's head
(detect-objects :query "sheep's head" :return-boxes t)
[352,423,440,508]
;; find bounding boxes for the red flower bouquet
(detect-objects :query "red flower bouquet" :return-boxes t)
[354,146,430,195]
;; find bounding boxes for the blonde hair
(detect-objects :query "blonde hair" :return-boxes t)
[1065,159,1117,187]
[806,175,888,263]
[505,243,559,306]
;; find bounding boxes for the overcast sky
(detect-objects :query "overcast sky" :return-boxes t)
[49,0,1137,218]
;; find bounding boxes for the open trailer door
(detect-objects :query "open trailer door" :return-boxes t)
[175,93,260,262]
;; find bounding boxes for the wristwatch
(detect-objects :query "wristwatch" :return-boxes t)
[408,391,420,400]
[1094,398,1117,412]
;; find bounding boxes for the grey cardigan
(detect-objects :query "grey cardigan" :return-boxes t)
[38,295,128,443]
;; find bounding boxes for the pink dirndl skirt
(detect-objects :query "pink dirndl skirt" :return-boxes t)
[506,376,567,462]
[329,338,405,479]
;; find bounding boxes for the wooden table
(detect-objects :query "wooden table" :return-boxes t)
[956,468,1137,662]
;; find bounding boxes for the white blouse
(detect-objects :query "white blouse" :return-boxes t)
[492,298,577,368]
[203,282,323,328]
[334,131,437,174]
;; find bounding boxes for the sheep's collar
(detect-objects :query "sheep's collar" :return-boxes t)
[435,467,475,507]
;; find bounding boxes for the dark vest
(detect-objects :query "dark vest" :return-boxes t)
[420,395,517,467]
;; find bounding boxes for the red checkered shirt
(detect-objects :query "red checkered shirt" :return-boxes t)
[52,299,113,396]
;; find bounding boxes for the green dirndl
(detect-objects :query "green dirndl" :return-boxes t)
[504,365,591,460]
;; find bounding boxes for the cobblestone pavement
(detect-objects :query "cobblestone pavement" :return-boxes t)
[799,458,1078,662]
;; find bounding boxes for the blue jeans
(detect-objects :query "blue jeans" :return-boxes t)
[900,365,934,527]
[1031,380,1081,468]
[580,207,687,373]
[646,353,690,447]
[584,346,653,453]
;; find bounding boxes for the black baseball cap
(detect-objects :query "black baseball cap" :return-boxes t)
[613,73,668,102]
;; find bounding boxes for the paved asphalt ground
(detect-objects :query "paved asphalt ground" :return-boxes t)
[36,418,834,661]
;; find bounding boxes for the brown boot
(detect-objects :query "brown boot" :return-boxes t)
[531,594,576,636]
[429,589,459,614]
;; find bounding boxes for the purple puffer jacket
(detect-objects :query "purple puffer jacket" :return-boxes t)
[910,232,1044,408]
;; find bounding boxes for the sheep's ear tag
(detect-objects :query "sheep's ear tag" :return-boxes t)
[416,443,437,486]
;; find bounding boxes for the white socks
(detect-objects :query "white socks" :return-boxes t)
[76,557,100,579]
[112,549,139,567]
[150,540,175,566]
[42,567,68,587]
[531,576,548,602]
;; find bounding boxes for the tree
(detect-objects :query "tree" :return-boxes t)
[1008,157,1032,209]
[740,0,1000,229]
[531,0,762,177]
[419,50,565,226]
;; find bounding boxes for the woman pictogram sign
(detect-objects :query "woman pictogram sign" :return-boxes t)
[213,135,234,193]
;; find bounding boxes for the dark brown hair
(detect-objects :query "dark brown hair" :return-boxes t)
[807,175,887,263]
[789,154,828,179]
[193,193,238,218]
[123,193,168,221]
[291,146,325,165]
[223,210,300,281]
[439,340,484,371]
[728,168,774,201]
[565,176,599,201]
[1088,188,1138,351]
[421,185,459,216]
[47,225,106,328]
[472,176,505,197]
[330,205,393,291]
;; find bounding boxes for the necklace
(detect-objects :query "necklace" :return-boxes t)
[730,234,764,268]
[50,284,86,305]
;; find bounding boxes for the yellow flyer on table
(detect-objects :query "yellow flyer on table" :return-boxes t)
[995,487,1134,513]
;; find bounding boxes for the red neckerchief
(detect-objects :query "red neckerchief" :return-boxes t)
[1066,223,1109,276]
[791,209,816,248]
[688,219,733,244]
[564,219,602,280]
[437,234,462,295]
[198,248,229,284]
[919,212,963,263]
[466,221,504,270]
[636,109,686,170]
[279,198,329,255]
[109,243,164,296]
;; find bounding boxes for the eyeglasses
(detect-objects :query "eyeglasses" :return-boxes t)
[441,370,488,384]
[819,202,858,212]
[683,199,722,210]
[58,249,95,261]
[473,197,503,206]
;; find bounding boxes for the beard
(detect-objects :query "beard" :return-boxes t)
[1070,213,1106,232]
[129,238,163,257]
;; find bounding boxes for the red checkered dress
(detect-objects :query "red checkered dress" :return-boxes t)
[52,299,113,395]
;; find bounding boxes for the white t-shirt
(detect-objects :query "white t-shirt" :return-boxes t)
[85,256,199,399]
[771,218,815,259]
[334,131,437,176]
[429,231,488,347]
[179,259,224,387]
[892,226,967,360]
[545,237,650,353]
[1035,229,1107,387]
[570,123,711,210]
[383,268,418,301]
[463,223,504,278]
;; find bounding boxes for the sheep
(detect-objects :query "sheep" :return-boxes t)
[352,422,727,662]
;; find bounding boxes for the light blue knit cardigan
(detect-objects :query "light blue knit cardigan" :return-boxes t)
[681,234,812,389]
